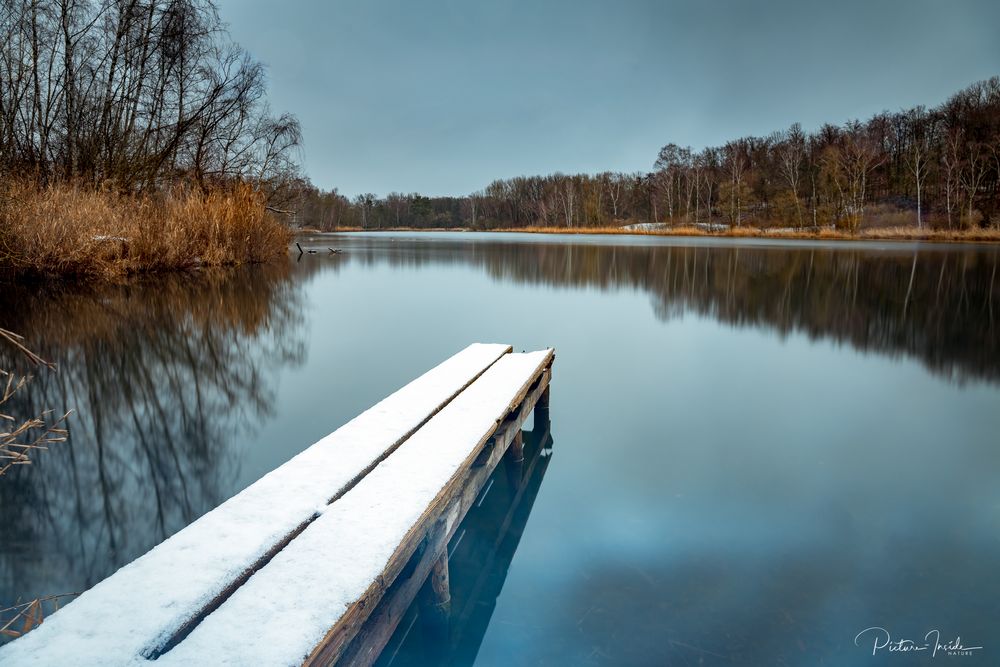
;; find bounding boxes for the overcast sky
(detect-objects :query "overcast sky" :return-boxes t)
[218,0,1000,197]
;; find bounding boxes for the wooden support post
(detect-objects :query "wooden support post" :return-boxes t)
[419,553,451,641]
[504,430,525,488]
[534,383,550,432]
[429,554,451,615]
[508,430,524,463]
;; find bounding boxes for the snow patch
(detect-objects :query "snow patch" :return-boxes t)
[0,343,511,667]
[161,350,552,667]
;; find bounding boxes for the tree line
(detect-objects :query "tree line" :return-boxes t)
[294,77,1000,232]
[0,0,300,195]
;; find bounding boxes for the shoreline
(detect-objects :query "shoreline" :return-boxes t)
[0,182,291,281]
[299,225,1000,245]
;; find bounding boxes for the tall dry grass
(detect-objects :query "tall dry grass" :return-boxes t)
[492,224,1000,243]
[0,180,291,279]
[315,223,1000,243]
[0,328,70,477]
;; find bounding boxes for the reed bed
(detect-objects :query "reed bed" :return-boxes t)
[487,225,1000,243]
[0,180,291,279]
[314,224,1000,243]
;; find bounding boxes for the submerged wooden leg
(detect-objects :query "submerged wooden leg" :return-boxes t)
[418,553,451,642]
[504,430,525,488]
[429,554,451,616]
[534,384,551,432]
[508,430,524,462]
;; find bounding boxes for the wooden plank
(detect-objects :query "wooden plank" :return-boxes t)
[307,362,553,667]
[365,422,554,667]
[0,344,512,667]
[157,351,553,667]
[153,345,515,657]
[336,371,552,667]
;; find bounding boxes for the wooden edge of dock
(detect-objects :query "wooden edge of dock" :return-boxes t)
[304,358,553,667]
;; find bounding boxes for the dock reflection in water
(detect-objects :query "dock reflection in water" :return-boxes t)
[377,418,555,667]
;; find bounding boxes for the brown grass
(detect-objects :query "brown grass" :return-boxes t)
[1,594,79,640]
[299,226,362,233]
[316,223,1000,243]
[489,225,1000,243]
[0,180,291,279]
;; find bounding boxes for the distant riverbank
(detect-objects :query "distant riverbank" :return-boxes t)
[302,224,1000,244]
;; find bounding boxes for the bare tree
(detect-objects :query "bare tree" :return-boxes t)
[721,140,748,227]
[0,0,300,192]
[354,193,375,228]
[601,171,626,220]
[560,176,576,227]
[821,123,884,233]
[777,124,806,228]
[904,107,933,228]
[960,141,989,227]
[941,129,963,229]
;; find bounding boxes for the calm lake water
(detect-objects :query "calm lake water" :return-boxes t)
[2,232,998,666]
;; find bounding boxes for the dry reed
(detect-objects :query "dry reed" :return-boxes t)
[314,223,1000,243]
[1,594,79,641]
[488,225,1000,243]
[0,180,291,279]
[0,328,70,477]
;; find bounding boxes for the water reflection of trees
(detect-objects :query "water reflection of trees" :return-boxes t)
[0,265,306,612]
[337,239,999,383]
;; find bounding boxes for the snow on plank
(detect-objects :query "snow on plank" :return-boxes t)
[0,343,512,667]
[160,349,554,667]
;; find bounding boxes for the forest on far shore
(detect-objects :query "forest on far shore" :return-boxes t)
[292,77,1000,234]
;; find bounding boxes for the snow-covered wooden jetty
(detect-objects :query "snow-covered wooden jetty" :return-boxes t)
[1,343,554,667]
